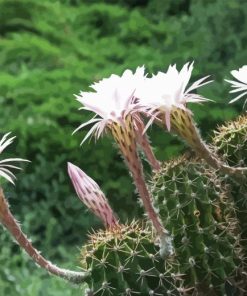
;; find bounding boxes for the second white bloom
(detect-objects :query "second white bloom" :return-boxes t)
[136,62,212,130]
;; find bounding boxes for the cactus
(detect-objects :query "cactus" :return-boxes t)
[79,157,246,295]
[213,115,247,254]
[80,221,177,296]
[213,114,247,171]
[79,155,245,295]
[150,156,244,294]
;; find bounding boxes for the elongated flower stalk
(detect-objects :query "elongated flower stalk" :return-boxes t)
[110,115,163,234]
[74,68,172,256]
[225,65,247,107]
[137,62,247,182]
[67,162,119,229]
[133,117,161,171]
[110,117,173,257]
[0,188,89,284]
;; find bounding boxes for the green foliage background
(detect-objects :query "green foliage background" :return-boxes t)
[0,0,246,294]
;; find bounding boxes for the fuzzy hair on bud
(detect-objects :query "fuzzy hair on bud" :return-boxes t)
[67,162,118,229]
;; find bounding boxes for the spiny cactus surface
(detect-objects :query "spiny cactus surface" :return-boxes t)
[213,115,247,254]
[213,115,247,168]
[150,157,243,295]
[81,221,178,296]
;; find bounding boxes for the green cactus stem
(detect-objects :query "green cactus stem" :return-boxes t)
[213,114,247,253]
[150,157,244,294]
[213,114,247,173]
[81,221,178,295]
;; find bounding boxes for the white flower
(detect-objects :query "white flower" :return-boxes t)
[225,65,247,104]
[136,62,212,130]
[0,133,29,184]
[74,66,146,144]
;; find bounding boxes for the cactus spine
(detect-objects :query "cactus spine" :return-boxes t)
[81,221,176,295]
[80,160,245,294]
[213,115,247,256]
[150,157,243,294]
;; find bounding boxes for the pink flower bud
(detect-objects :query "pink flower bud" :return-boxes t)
[67,162,118,229]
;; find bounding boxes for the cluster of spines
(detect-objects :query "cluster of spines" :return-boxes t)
[150,156,242,294]
[81,221,178,295]
[213,114,247,260]
[213,115,247,168]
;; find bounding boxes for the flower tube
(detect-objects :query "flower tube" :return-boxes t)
[133,116,161,171]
